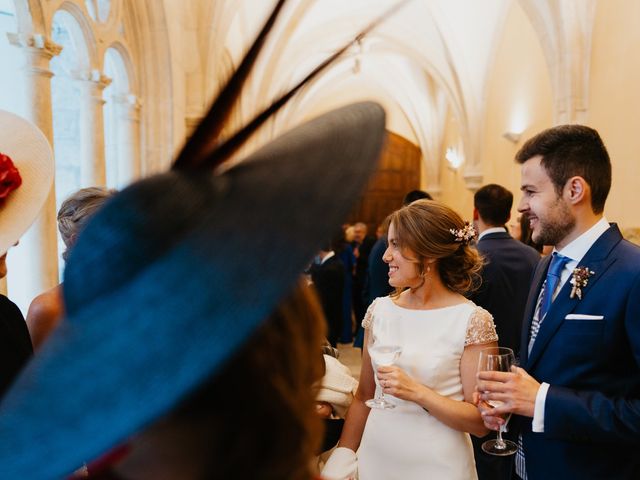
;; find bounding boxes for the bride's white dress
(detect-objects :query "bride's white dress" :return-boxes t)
[357,296,497,480]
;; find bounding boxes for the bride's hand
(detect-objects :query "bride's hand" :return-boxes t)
[377,365,423,402]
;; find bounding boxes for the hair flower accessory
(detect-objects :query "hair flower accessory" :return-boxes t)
[450,222,476,245]
[569,266,594,299]
[0,152,22,202]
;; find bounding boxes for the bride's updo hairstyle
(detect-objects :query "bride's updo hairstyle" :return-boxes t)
[388,199,482,295]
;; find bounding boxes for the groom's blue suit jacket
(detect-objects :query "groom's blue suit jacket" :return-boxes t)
[519,224,640,479]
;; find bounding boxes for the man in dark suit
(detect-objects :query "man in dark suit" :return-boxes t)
[471,184,540,354]
[470,184,539,480]
[310,243,345,347]
[351,222,375,323]
[477,125,640,479]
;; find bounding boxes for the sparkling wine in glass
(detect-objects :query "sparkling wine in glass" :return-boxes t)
[477,346,518,456]
[365,319,401,409]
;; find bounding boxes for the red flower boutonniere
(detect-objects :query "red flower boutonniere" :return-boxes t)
[0,152,22,202]
[569,266,594,299]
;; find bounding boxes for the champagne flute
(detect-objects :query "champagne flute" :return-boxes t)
[365,317,401,409]
[477,346,518,456]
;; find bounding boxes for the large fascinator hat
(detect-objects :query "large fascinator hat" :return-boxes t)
[0,0,407,477]
[0,109,54,255]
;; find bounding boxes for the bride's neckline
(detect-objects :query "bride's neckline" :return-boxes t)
[387,296,473,312]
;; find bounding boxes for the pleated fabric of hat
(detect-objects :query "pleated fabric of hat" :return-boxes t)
[0,0,400,477]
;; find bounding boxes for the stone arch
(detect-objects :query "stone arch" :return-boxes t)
[13,0,44,33]
[53,1,97,67]
[517,0,597,124]
[122,0,172,174]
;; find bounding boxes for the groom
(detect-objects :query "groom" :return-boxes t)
[476,125,640,479]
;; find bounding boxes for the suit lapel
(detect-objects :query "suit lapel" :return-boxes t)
[520,256,549,365]
[525,224,623,370]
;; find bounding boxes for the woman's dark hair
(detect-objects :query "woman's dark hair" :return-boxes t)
[515,124,611,214]
[518,215,543,253]
[166,280,326,479]
[387,200,482,295]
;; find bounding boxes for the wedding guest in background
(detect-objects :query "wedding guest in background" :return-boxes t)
[310,239,346,347]
[324,200,497,480]
[351,222,375,340]
[0,109,53,397]
[477,125,640,479]
[469,183,539,480]
[26,187,115,350]
[316,351,359,455]
[517,214,543,253]
[0,92,387,477]
[334,231,356,344]
[471,184,540,354]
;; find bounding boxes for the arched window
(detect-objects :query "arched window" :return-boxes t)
[85,0,111,23]
[0,0,26,113]
[103,47,136,189]
[50,9,91,269]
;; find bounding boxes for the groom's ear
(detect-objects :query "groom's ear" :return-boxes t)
[564,176,588,206]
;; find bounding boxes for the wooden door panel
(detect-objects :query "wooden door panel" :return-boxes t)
[347,131,421,234]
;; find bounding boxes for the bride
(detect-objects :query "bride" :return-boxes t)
[323,199,498,480]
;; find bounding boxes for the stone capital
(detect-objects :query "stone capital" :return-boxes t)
[75,69,113,90]
[7,32,63,58]
[113,93,142,109]
[462,169,483,193]
[424,185,442,199]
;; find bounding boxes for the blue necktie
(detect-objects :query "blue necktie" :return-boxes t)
[539,252,571,320]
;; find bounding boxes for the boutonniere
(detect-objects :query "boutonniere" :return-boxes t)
[569,266,594,299]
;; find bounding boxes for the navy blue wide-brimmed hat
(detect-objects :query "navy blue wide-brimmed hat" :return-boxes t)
[0,101,386,478]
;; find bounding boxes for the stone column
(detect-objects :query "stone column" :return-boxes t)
[76,69,112,187]
[6,33,62,312]
[112,93,142,186]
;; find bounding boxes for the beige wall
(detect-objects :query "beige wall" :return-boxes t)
[437,3,553,222]
[437,108,474,218]
[588,0,640,230]
[480,2,553,220]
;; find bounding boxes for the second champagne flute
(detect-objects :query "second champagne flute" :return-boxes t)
[477,346,518,456]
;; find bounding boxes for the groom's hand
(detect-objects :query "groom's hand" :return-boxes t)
[473,391,505,431]
[476,366,540,418]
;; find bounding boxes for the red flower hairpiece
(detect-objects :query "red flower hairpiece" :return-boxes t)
[0,152,22,202]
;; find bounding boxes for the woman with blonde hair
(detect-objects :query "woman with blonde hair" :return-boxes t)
[26,187,115,349]
[323,199,498,480]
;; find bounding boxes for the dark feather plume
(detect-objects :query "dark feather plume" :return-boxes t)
[173,0,288,170]
[173,0,412,171]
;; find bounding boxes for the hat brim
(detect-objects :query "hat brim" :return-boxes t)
[0,110,54,255]
[0,102,386,478]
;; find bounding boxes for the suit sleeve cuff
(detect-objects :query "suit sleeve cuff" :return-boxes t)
[532,382,550,432]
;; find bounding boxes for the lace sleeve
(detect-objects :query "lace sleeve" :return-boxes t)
[361,298,379,329]
[465,306,498,346]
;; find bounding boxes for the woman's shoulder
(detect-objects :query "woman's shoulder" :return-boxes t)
[464,303,498,346]
[27,287,63,319]
[361,296,393,328]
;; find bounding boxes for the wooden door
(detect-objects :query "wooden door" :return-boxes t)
[347,131,422,234]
